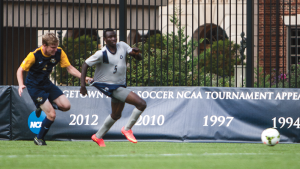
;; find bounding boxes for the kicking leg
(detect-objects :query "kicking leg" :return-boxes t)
[109,88,147,143]
[124,92,147,130]
[34,100,56,146]
[92,99,125,147]
[121,91,147,143]
[96,100,125,138]
[52,94,71,111]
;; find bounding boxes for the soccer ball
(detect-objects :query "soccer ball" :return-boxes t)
[261,128,280,146]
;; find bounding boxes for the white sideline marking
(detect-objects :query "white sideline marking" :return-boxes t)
[0,153,278,158]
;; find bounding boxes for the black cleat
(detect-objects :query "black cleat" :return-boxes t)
[52,102,59,110]
[34,137,47,146]
[35,107,42,118]
[52,102,62,111]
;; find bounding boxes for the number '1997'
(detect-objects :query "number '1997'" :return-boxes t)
[203,115,234,127]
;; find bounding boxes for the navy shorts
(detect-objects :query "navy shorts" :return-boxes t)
[91,82,130,102]
[26,82,63,108]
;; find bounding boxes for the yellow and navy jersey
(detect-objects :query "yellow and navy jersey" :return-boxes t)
[20,46,71,86]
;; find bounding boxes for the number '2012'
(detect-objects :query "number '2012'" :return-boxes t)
[69,114,98,125]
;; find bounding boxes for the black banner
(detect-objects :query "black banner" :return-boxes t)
[10,86,37,140]
[0,86,11,140]
[4,86,300,143]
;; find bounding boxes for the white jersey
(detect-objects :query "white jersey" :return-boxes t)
[85,41,132,85]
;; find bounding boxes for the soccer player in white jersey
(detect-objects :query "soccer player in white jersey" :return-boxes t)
[80,28,147,147]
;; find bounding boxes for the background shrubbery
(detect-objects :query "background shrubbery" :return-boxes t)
[52,10,246,87]
[127,10,242,87]
[51,35,98,86]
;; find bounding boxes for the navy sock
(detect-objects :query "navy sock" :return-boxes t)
[37,117,53,139]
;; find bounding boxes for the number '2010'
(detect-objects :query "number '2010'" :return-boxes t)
[135,115,165,126]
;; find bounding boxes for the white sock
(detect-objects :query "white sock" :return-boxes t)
[95,115,116,139]
[125,108,143,131]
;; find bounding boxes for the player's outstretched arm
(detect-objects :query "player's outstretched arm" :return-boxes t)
[66,65,92,82]
[80,62,89,96]
[129,47,142,61]
[16,66,26,97]
[66,65,82,79]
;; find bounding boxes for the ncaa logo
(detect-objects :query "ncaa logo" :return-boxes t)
[27,111,46,134]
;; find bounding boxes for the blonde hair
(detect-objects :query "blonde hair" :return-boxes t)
[42,32,59,46]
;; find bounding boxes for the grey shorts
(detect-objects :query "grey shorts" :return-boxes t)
[111,87,131,103]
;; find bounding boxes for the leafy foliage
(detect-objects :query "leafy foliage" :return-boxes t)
[254,67,273,88]
[253,65,300,88]
[127,8,201,86]
[199,39,243,77]
[287,64,300,88]
[51,35,98,86]
[127,8,240,87]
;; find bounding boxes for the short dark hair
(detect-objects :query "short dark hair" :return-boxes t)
[103,28,115,38]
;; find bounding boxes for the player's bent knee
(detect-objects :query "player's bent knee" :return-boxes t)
[60,107,70,112]
[137,99,147,111]
[111,114,121,121]
[59,104,71,111]
[47,112,56,121]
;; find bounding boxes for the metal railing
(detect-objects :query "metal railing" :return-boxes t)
[0,0,298,88]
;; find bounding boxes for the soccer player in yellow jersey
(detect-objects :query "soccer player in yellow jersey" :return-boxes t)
[16,32,92,146]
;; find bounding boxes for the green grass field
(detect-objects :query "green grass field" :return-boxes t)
[0,141,299,169]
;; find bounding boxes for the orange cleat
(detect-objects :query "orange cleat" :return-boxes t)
[91,134,106,147]
[121,127,137,143]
